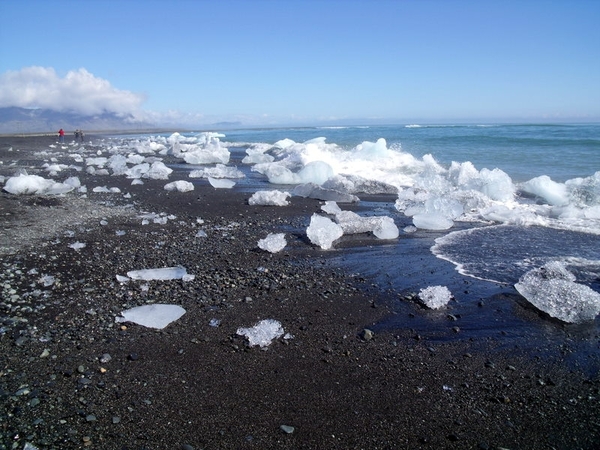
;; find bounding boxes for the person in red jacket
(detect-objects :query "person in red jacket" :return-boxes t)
[58,128,65,143]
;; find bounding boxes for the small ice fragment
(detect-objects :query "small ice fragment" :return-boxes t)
[248,190,290,206]
[195,230,207,238]
[209,318,221,327]
[237,319,284,347]
[127,266,189,281]
[116,275,129,283]
[69,242,86,251]
[39,275,55,287]
[418,285,452,309]
[164,180,194,192]
[258,233,287,253]
[115,304,186,329]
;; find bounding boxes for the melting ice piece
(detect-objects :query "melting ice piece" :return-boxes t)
[258,233,287,253]
[515,261,600,323]
[418,285,452,309]
[116,304,186,329]
[164,180,194,192]
[293,183,359,203]
[237,319,284,347]
[69,242,86,251]
[3,174,74,195]
[413,213,454,230]
[306,214,343,250]
[208,177,236,189]
[126,266,191,281]
[248,190,291,206]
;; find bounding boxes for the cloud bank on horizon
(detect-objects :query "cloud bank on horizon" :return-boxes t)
[0,66,146,120]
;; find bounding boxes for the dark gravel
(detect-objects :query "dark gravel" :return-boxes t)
[0,135,599,449]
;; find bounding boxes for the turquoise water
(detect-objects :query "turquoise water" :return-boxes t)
[221,123,600,182]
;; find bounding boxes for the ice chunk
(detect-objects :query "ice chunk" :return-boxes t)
[412,213,454,230]
[237,319,284,347]
[115,304,186,329]
[521,175,569,206]
[147,161,173,180]
[3,174,74,195]
[293,183,359,203]
[249,190,291,206]
[321,201,343,215]
[373,216,400,239]
[515,261,600,323]
[69,242,86,251]
[189,164,244,179]
[418,285,452,309]
[258,233,287,253]
[208,177,235,189]
[329,208,399,239]
[126,266,191,281]
[306,214,343,250]
[164,180,194,192]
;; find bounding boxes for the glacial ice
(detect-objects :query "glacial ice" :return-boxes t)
[164,180,194,192]
[323,205,399,239]
[293,183,359,203]
[412,213,454,230]
[3,174,75,195]
[248,190,291,206]
[237,319,284,347]
[521,175,569,206]
[258,233,287,253]
[125,266,193,281]
[418,285,452,309]
[515,261,600,323]
[306,214,343,250]
[189,164,244,179]
[208,177,235,189]
[116,304,186,329]
[147,161,173,180]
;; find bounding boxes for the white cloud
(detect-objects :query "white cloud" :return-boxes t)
[0,66,146,117]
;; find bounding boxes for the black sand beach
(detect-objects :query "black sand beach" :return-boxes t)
[1,135,599,449]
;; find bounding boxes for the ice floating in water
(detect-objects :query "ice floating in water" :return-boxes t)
[515,261,600,323]
[126,266,193,281]
[164,180,194,192]
[258,233,287,253]
[208,177,235,189]
[3,174,74,195]
[237,319,284,347]
[248,190,290,206]
[116,304,186,329]
[306,214,343,250]
[418,285,452,309]
[521,175,569,206]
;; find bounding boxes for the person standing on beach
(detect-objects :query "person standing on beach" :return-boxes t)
[79,130,85,142]
[58,128,65,143]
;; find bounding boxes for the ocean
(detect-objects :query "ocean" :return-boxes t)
[115,123,600,371]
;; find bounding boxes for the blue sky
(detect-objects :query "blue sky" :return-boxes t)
[1,0,599,126]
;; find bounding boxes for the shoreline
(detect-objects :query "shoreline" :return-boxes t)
[1,135,599,449]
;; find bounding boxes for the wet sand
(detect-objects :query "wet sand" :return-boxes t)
[0,135,599,449]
